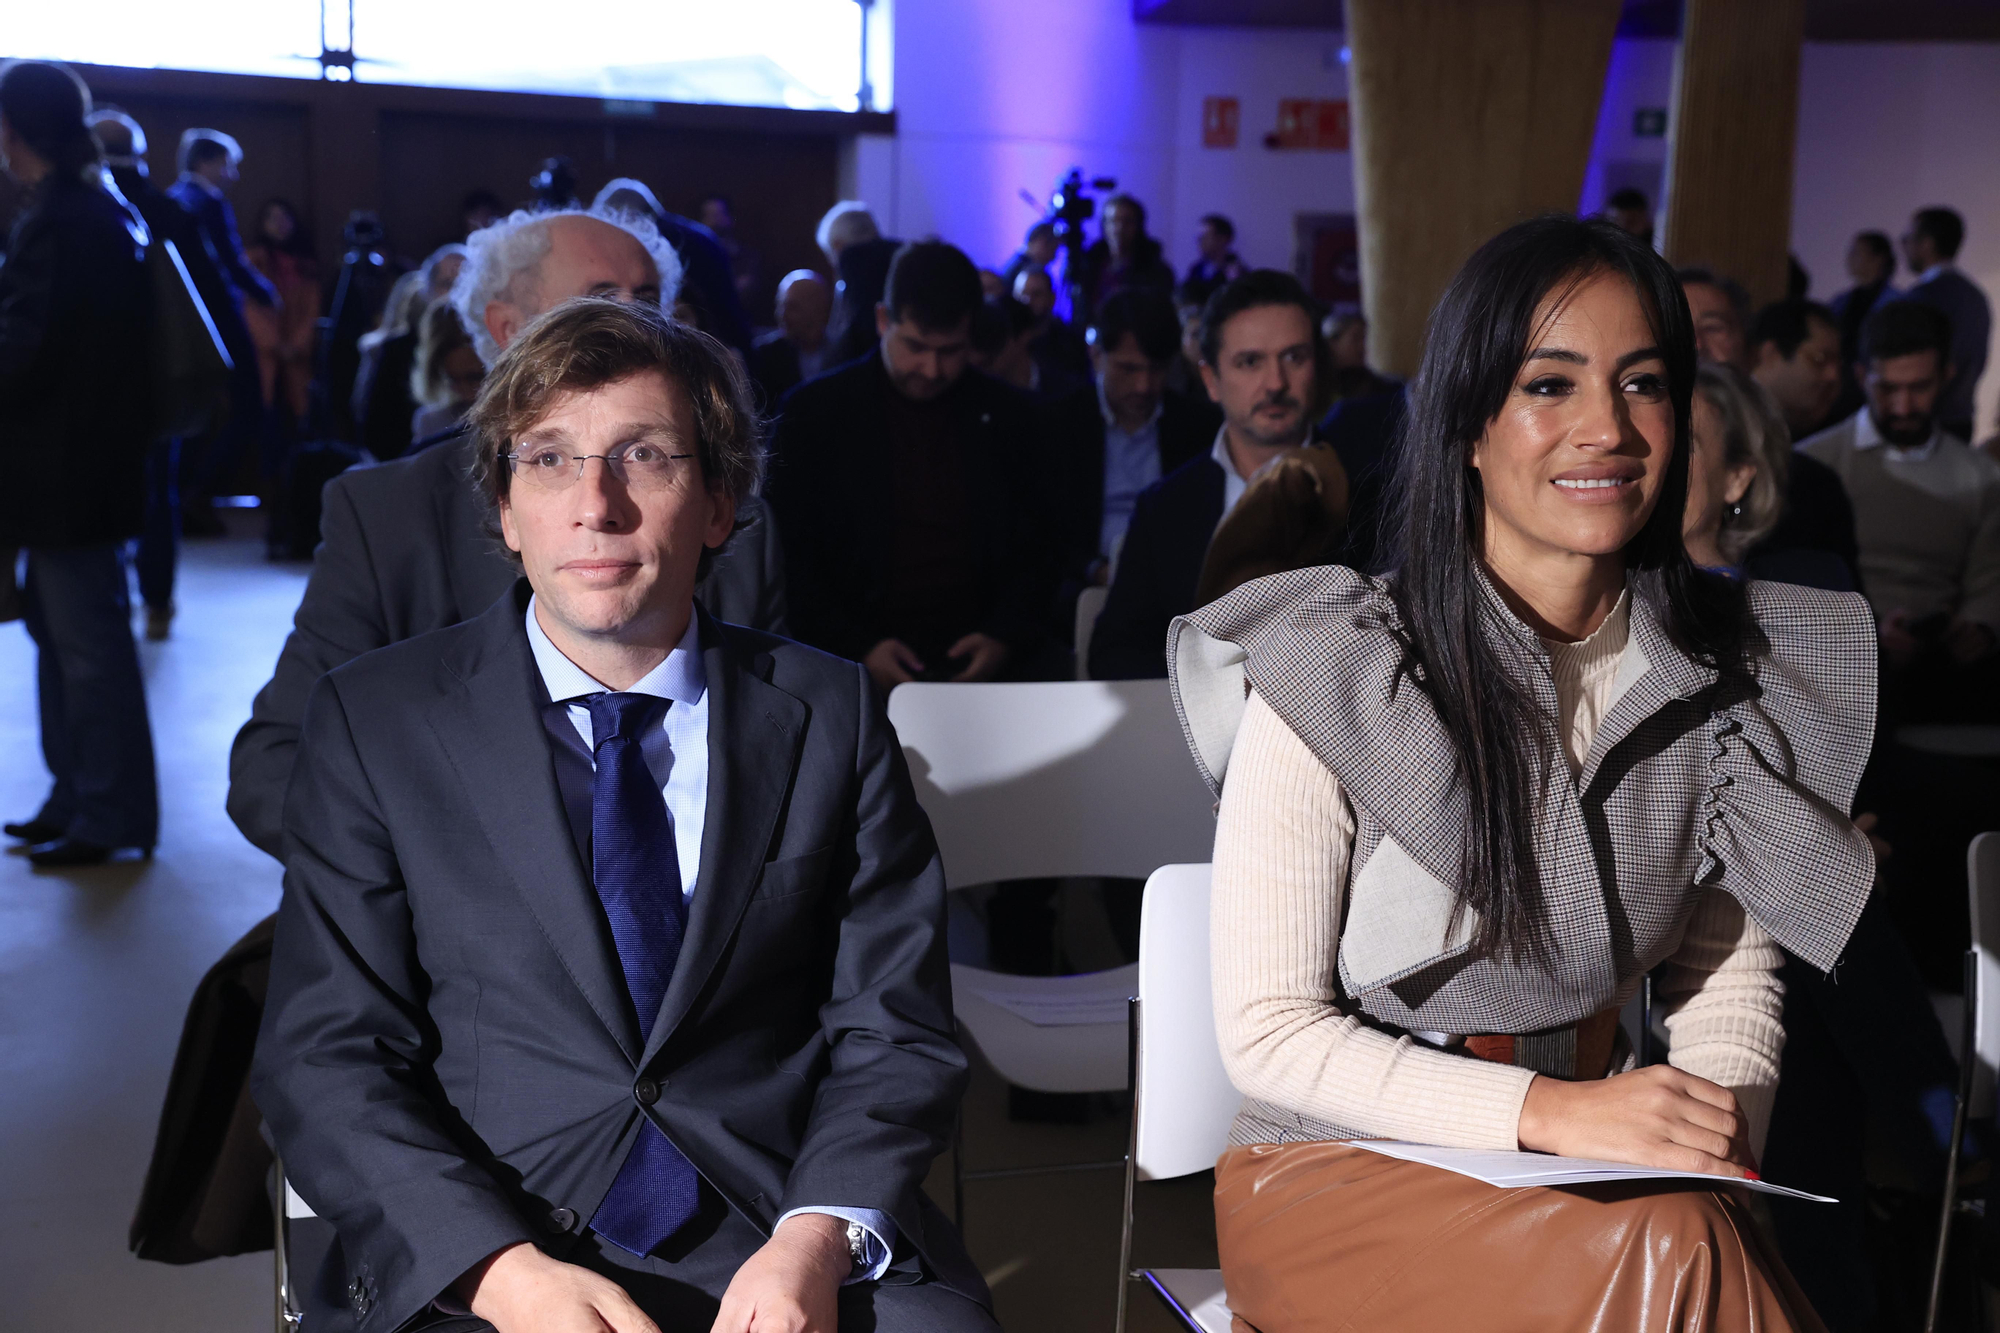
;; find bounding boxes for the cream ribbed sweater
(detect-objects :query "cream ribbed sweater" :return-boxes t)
[1212,595,1788,1155]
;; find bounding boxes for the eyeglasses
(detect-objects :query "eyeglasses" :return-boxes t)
[503,443,695,492]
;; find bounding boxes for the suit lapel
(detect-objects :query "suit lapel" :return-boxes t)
[1577,591,1717,791]
[642,614,807,1067]
[431,584,643,1061]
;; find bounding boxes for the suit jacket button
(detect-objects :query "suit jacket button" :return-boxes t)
[548,1207,578,1233]
[634,1078,660,1105]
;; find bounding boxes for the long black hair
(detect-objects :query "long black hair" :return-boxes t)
[1381,214,1756,963]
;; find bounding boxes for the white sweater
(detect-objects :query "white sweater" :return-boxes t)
[1211,595,1788,1154]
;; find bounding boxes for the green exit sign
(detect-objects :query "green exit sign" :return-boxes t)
[1633,107,1668,138]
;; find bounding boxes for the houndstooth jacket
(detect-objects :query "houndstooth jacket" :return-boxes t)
[1170,564,1878,1055]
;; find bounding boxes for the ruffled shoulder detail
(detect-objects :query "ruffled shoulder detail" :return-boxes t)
[1699,581,1879,972]
[1169,565,1478,889]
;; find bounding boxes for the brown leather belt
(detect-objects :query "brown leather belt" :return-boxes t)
[1458,1007,1623,1081]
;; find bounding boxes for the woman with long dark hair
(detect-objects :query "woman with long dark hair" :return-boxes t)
[1168,215,1874,1330]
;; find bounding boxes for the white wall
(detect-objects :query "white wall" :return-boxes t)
[863,0,1352,281]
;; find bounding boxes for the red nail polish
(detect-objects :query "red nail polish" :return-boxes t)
[1745,1170,1761,1181]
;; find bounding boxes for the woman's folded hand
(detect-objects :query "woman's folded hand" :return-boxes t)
[1517,1065,1758,1178]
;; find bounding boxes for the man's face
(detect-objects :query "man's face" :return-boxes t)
[1752,316,1842,435]
[1682,281,1746,369]
[1014,269,1055,319]
[1093,332,1168,429]
[1106,202,1141,257]
[1864,349,1947,447]
[875,309,972,401]
[1847,240,1890,286]
[197,155,238,189]
[1197,224,1230,264]
[777,274,832,346]
[1199,304,1318,450]
[485,216,660,355]
[498,371,733,648]
[1901,222,1937,274]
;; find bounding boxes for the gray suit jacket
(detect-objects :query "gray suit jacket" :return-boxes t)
[227,433,788,859]
[250,589,982,1333]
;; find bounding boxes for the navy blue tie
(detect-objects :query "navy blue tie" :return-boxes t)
[581,691,701,1256]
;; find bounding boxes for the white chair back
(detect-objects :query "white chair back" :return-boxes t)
[888,680,1216,890]
[1134,863,1239,1181]
[1075,585,1110,680]
[1970,832,2000,1118]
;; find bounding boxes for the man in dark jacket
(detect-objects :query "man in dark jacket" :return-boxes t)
[768,240,1058,688]
[89,108,235,638]
[168,127,275,522]
[1895,206,1991,442]
[1090,271,1331,680]
[0,60,159,866]
[226,206,789,862]
[1043,289,1218,625]
[748,269,833,411]
[816,202,902,367]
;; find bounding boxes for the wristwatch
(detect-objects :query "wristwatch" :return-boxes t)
[845,1219,870,1273]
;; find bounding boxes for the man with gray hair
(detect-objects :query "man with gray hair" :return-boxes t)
[817,200,901,365]
[228,204,788,860]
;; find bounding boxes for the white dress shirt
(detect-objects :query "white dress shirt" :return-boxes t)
[522,598,892,1281]
[1211,425,1280,524]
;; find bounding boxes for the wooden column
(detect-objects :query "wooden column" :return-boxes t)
[1658,0,1806,307]
[1346,0,1621,378]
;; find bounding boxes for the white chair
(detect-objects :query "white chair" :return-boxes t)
[1116,863,1239,1333]
[1074,584,1110,680]
[888,681,1217,1216]
[1928,831,2000,1332]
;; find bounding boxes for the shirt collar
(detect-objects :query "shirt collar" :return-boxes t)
[1853,408,1941,459]
[1919,261,1953,284]
[525,595,706,707]
[1098,380,1162,434]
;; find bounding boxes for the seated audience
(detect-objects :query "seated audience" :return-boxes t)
[1076,193,1175,323]
[354,246,465,461]
[1166,288,1209,402]
[1000,219,1057,293]
[749,269,833,410]
[1896,206,1991,442]
[227,203,789,861]
[1089,270,1334,680]
[1175,213,1872,1332]
[768,240,1057,688]
[1678,265,1751,369]
[0,59,157,868]
[408,300,483,440]
[1748,298,1842,440]
[1830,229,1896,422]
[1180,212,1245,307]
[252,297,993,1333]
[1323,304,1396,403]
[1014,266,1088,383]
[592,178,754,359]
[1801,299,2000,723]
[817,201,902,365]
[967,295,1051,397]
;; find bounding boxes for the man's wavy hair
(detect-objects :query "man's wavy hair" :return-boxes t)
[467,297,765,580]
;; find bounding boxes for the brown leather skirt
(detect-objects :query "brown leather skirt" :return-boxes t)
[1215,1142,1826,1333]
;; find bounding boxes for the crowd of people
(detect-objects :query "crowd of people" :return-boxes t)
[5,50,2000,1333]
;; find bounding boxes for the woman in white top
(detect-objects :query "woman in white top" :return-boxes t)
[1168,216,1875,1332]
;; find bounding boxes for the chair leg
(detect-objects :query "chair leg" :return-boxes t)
[1925,949,1979,1333]
[1116,998,1140,1333]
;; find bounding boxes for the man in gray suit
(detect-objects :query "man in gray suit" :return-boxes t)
[1892,206,1990,442]
[228,204,788,859]
[252,298,990,1333]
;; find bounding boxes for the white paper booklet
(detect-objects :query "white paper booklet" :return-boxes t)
[1343,1140,1836,1203]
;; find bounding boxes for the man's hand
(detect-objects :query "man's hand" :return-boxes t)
[862,639,925,691]
[947,632,1010,682]
[456,1242,659,1333]
[711,1213,850,1333]
[1946,617,1997,665]
[1517,1065,1757,1180]
[1881,611,1921,669]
